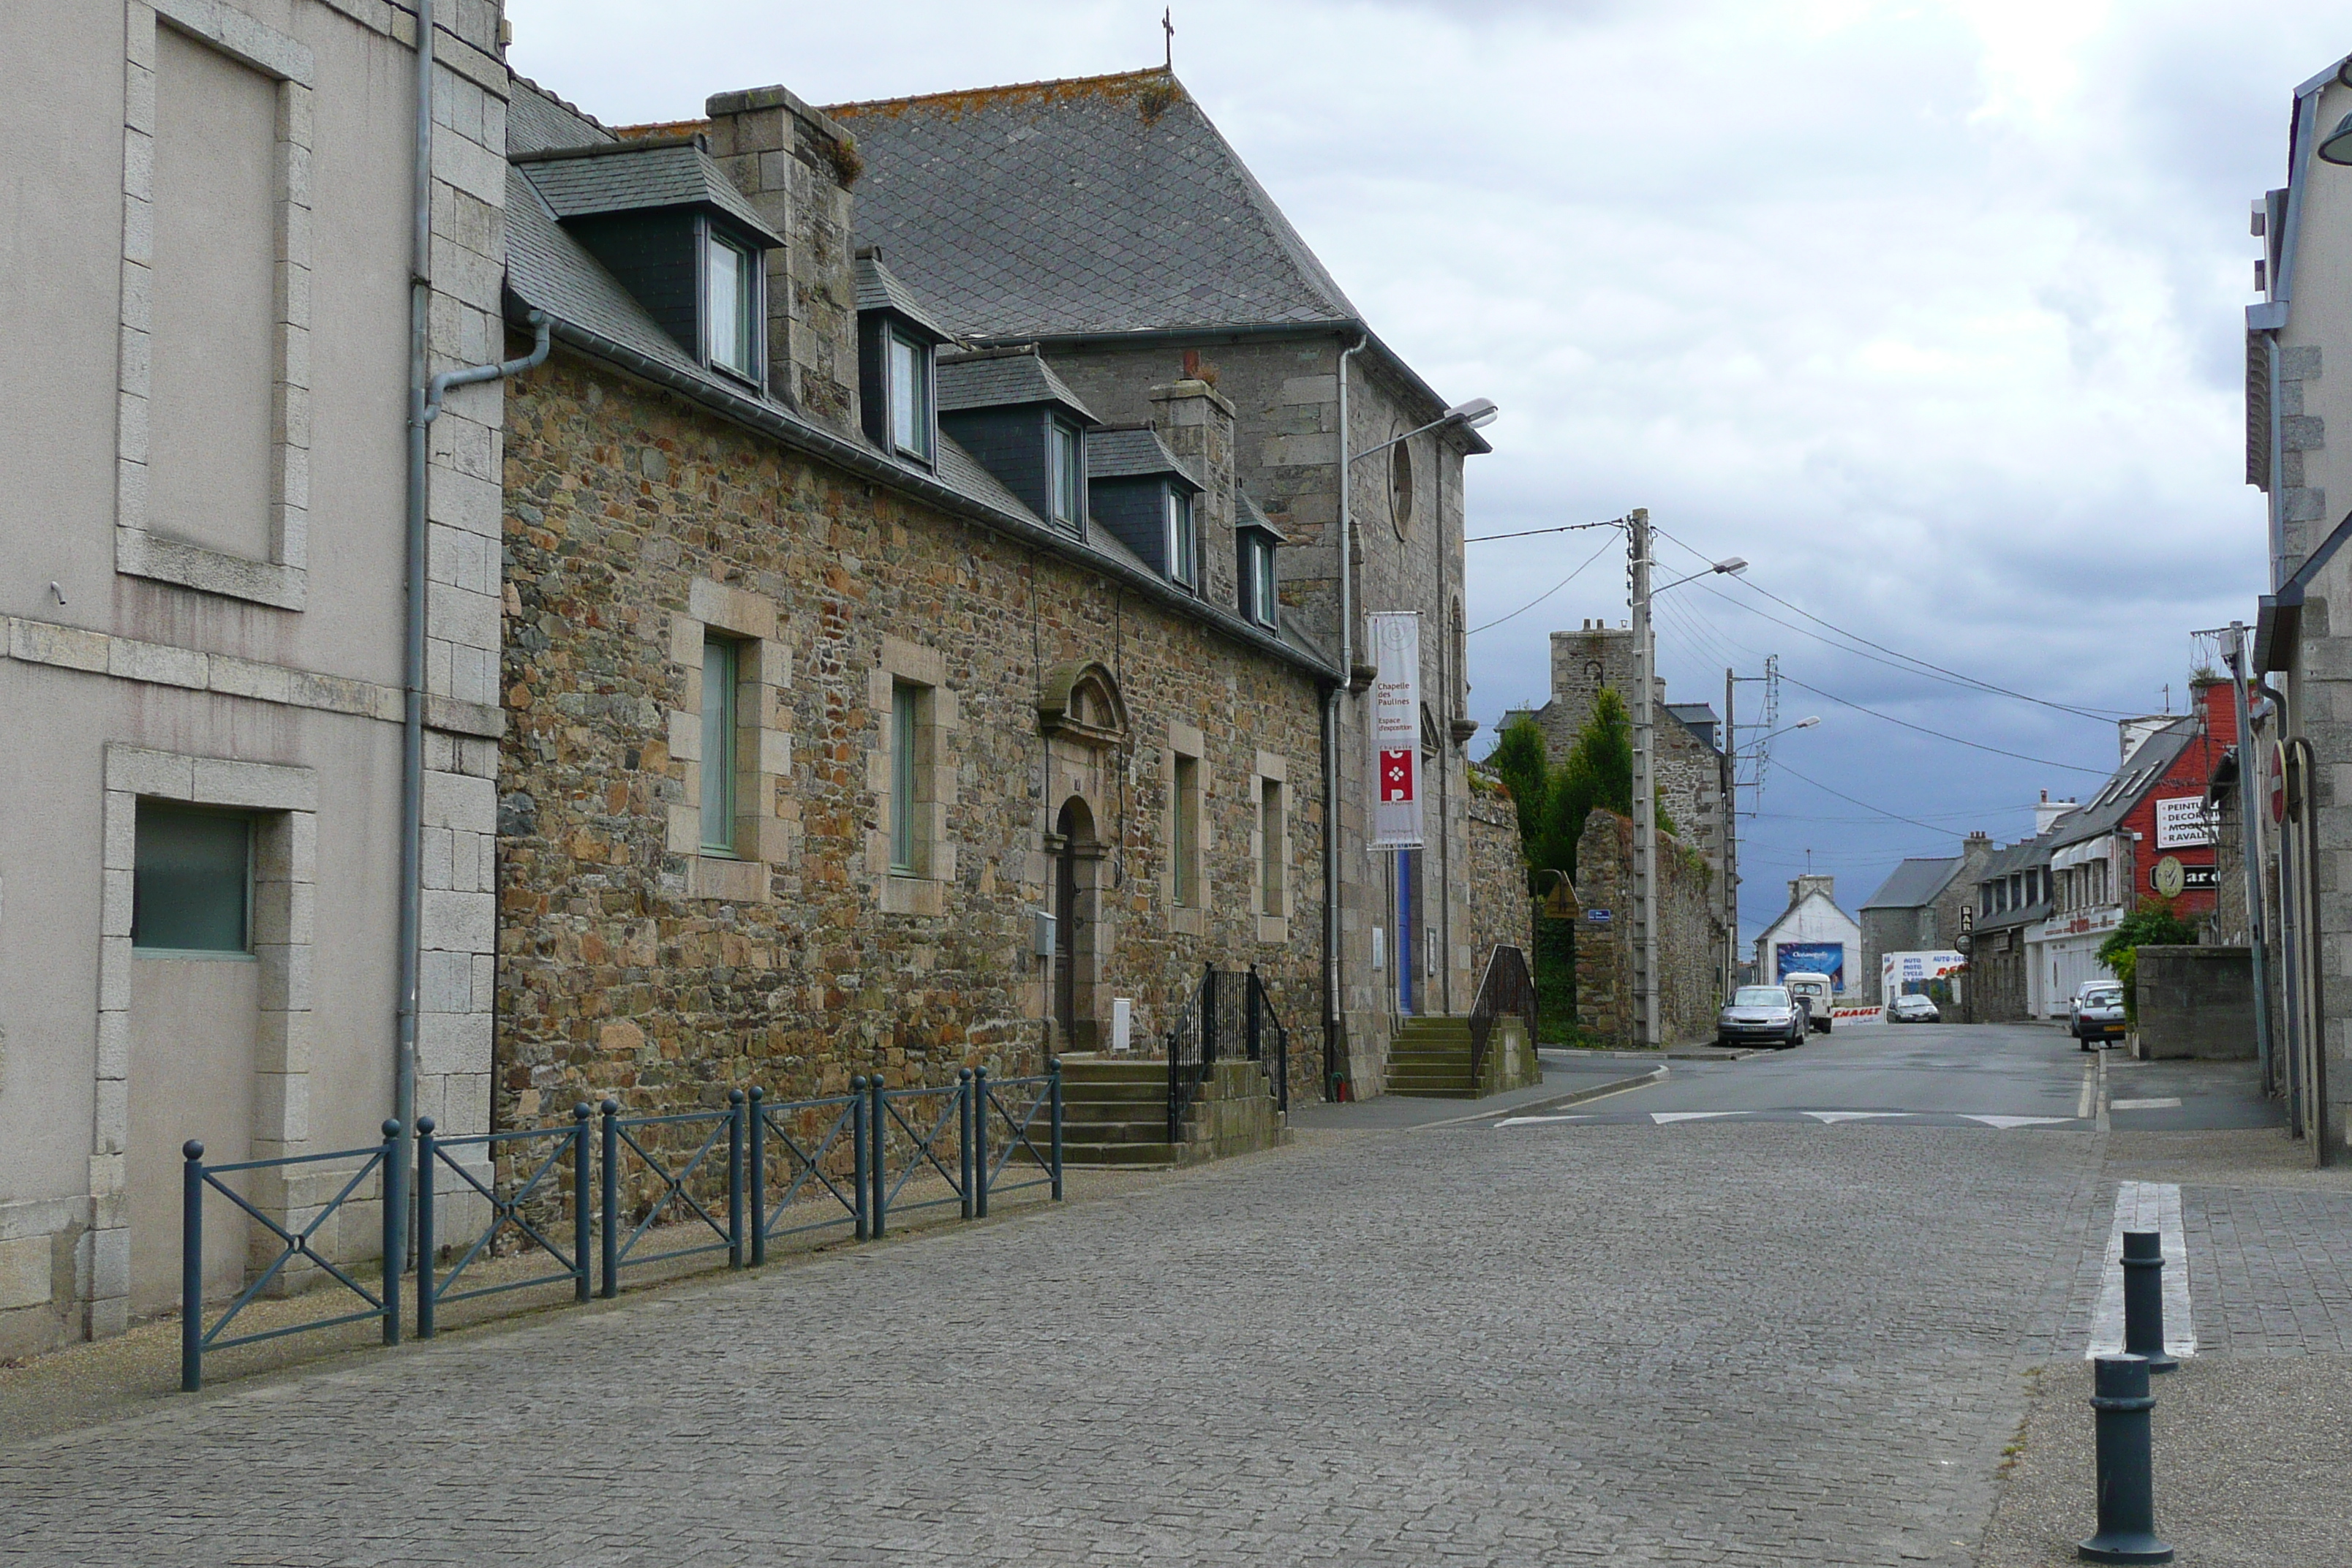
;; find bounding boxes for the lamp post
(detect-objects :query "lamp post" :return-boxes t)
[1627,517,1748,1048]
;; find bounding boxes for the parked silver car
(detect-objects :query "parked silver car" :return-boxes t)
[2069,980,2126,1049]
[1717,985,1807,1049]
[1889,993,1940,1023]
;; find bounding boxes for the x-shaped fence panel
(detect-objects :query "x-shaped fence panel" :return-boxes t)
[748,1085,868,1264]
[415,1107,592,1338]
[870,1074,971,1237]
[180,1123,403,1392]
[976,1066,1063,1216]
[598,1096,744,1294]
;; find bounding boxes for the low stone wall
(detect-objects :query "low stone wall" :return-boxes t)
[1573,809,1724,1047]
[2135,946,2257,1060]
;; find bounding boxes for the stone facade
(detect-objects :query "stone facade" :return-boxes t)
[1572,809,1724,1047]
[2134,946,2257,1060]
[497,357,1330,1122]
[1510,622,1727,881]
[1463,783,1532,986]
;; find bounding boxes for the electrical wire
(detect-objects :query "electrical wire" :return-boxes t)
[1468,532,1619,636]
[1766,760,1970,834]
[1466,519,1624,543]
[1649,526,2133,721]
[1774,669,2111,775]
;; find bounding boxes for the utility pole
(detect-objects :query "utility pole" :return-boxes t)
[1628,508,1659,1051]
[2228,621,2275,1097]
[1722,666,1738,999]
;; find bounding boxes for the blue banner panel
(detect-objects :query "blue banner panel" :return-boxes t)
[1775,942,1846,991]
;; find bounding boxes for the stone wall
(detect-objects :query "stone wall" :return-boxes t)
[497,354,1331,1123]
[1968,928,2032,1022]
[1572,809,1724,1047]
[1463,783,1531,988]
[2135,946,2258,1060]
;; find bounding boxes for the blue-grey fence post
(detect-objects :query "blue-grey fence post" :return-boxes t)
[180,1140,205,1392]
[959,1068,976,1220]
[747,1086,767,1267]
[599,1098,619,1298]
[727,1089,746,1269]
[868,1074,887,1239]
[973,1066,990,1218]
[1049,1061,1064,1202]
[571,1103,592,1302]
[379,1120,403,1346]
[851,1077,870,1240]
[414,1116,438,1339]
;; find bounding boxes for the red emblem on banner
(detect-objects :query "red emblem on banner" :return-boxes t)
[1379,750,1414,803]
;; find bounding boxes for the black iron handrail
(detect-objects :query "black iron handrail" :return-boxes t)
[415,1107,592,1338]
[1468,944,1539,1090]
[1165,964,1215,1144]
[179,1123,403,1392]
[1245,965,1291,1115]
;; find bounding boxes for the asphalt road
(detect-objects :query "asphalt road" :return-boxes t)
[1498,1021,2283,1134]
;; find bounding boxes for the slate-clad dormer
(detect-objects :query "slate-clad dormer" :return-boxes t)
[1087,429,1205,592]
[936,349,1103,536]
[853,248,953,470]
[1235,492,1286,630]
[513,133,785,389]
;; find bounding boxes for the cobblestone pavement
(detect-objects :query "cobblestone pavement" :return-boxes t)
[0,1122,2104,1567]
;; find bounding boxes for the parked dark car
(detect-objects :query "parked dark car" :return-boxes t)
[1717,985,1807,1049]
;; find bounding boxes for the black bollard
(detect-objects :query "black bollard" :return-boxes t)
[2120,1230,2178,1373]
[2078,1354,2172,1564]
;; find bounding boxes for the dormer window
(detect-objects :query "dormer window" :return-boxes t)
[705,228,758,380]
[1166,489,1197,590]
[886,329,933,461]
[1048,418,1083,526]
[1242,534,1278,627]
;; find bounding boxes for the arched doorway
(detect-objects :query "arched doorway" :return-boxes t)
[1053,795,1102,1052]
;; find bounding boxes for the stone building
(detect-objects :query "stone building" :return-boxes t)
[1964,838,2052,1022]
[2247,50,2352,1157]
[489,64,1504,1122]
[1858,834,1991,1004]
[0,0,510,1358]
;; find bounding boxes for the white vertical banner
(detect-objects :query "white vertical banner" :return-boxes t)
[1368,611,1422,848]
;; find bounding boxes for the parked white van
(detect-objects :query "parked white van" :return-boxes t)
[1782,973,1835,1033]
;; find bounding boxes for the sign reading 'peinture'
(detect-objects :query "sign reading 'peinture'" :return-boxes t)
[2154,795,2215,850]
[1368,611,1422,848]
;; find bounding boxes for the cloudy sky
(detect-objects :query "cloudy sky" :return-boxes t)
[507,0,2350,939]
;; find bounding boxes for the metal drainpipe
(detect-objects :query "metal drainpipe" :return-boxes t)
[396,0,437,1259]
[1323,335,1366,1096]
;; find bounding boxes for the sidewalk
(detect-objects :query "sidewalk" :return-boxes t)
[1982,1127,2352,1565]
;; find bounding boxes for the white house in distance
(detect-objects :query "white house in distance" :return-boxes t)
[1754,874,1863,995]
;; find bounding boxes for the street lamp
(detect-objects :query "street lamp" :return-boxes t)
[1738,715,1820,753]
[1351,398,1501,462]
[1656,557,1749,594]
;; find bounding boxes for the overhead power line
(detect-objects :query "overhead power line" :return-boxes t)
[1775,669,2111,775]
[1767,761,1969,834]
[1468,532,1619,636]
[1466,519,1624,543]
[1648,525,2133,721]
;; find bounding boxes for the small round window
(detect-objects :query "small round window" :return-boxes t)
[1390,441,1414,537]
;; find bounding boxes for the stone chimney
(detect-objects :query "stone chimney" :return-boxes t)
[704,84,862,434]
[2032,791,2078,836]
[1149,369,1237,606]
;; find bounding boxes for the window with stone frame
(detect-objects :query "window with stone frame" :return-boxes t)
[1259,777,1284,919]
[1165,721,1209,933]
[869,636,957,916]
[667,583,793,902]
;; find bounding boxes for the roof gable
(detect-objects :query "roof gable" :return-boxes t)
[936,348,1099,423]
[1862,856,1961,911]
[516,137,785,247]
[823,69,1357,339]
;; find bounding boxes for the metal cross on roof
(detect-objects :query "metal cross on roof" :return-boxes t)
[1163,7,1175,69]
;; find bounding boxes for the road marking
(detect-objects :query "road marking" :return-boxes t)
[2095,1050,2110,1132]
[1493,1114,1592,1128]
[1651,1111,1746,1123]
[2077,1063,2096,1120]
[2087,1180,2196,1359]
[1961,1115,2076,1128]
[1802,1111,1908,1123]
[2111,1097,2182,1110]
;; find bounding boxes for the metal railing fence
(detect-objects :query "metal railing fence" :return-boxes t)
[179,1072,1064,1391]
[1245,964,1291,1115]
[179,1122,403,1392]
[414,1107,592,1339]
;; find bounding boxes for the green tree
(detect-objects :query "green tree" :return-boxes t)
[1487,715,1551,855]
[2096,896,2198,1022]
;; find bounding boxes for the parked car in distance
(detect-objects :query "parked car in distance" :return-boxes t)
[1783,972,1835,1033]
[1889,993,1940,1023]
[1718,985,1808,1049]
[2069,980,2126,1049]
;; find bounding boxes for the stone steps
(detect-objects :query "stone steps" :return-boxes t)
[1383,1016,1481,1099]
[1052,1052,1281,1169]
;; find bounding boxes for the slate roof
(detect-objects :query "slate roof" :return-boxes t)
[823,69,1358,339]
[500,76,1324,678]
[2045,717,2199,851]
[936,348,1099,422]
[1664,701,1721,753]
[1969,837,2052,933]
[1862,856,1961,912]
[515,138,785,246]
[1087,426,1199,486]
[854,252,955,343]
[1236,489,1284,540]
